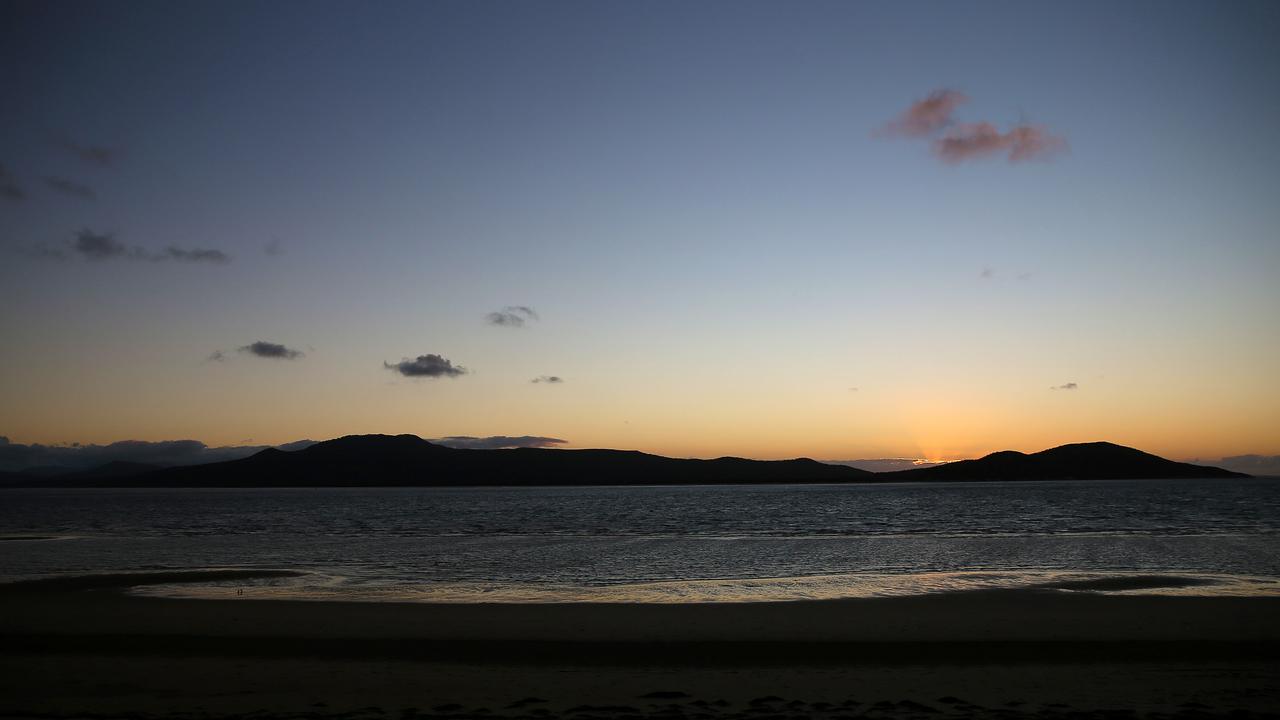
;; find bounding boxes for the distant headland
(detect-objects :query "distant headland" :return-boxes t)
[0,435,1249,488]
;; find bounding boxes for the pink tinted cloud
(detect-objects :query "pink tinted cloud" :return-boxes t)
[1006,124,1067,162]
[882,90,1067,164]
[934,122,1066,164]
[880,89,968,137]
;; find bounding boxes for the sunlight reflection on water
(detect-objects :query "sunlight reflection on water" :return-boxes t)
[125,569,1280,603]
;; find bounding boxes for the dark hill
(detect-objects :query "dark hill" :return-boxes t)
[69,460,163,479]
[10,466,78,477]
[0,437,1248,488]
[882,441,1247,481]
[0,461,163,487]
[89,434,875,487]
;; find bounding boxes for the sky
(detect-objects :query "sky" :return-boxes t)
[1,0,1277,464]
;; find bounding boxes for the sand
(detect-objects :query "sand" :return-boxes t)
[1,574,1278,719]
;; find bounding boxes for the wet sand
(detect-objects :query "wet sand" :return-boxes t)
[2,574,1279,719]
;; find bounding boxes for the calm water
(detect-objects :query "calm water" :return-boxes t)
[2,478,1278,601]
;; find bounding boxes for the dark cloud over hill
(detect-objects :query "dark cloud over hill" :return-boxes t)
[0,436,315,473]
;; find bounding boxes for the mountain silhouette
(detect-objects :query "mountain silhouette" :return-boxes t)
[64,460,164,480]
[0,436,1247,487]
[0,460,162,485]
[86,434,872,487]
[881,442,1247,481]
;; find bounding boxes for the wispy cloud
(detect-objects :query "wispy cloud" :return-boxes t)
[74,229,135,260]
[1050,382,1079,390]
[15,243,67,260]
[44,177,95,199]
[55,136,116,167]
[881,90,1066,164]
[1212,454,1280,477]
[207,350,227,363]
[161,246,230,263]
[531,375,563,384]
[239,341,304,360]
[935,123,1066,164]
[825,458,949,473]
[63,229,230,264]
[879,89,968,137]
[486,305,539,327]
[431,435,567,450]
[0,163,23,201]
[0,436,315,473]
[384,354,467,378]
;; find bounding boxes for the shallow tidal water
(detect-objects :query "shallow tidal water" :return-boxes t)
[1,477,1278,601]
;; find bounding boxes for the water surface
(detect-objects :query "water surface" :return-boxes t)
[1,478,1276,601]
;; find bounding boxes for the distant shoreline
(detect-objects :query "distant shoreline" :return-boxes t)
[0,471,1264,486]
[0,436,1250,487]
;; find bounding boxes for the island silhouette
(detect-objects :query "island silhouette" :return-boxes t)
[0,435,1247,487]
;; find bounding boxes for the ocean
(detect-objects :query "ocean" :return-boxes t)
[2,477,1278,601]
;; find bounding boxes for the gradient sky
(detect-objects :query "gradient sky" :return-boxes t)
[1,0,1277,462]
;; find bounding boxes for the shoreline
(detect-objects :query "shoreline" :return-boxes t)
[10,566,1280,603]
[5,574,1280,645]
[3,581,1279,718]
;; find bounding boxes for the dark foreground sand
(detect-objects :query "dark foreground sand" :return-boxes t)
[2,573,1278,719]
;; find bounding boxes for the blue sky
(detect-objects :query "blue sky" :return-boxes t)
[1,0,1277,460]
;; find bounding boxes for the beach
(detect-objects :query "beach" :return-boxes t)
[3,573,1279,719]
[5,1,1278,717]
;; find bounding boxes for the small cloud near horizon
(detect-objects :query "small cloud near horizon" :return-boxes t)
[239,341,304,360]
[431,435,567,450]
[384,354,467,378]
[531,375,563,384]
[827,458,950,473]
[1051,382,1079,390]
[486,306,539,327]
[1209,454,1280,477]
[0,437,316,473]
